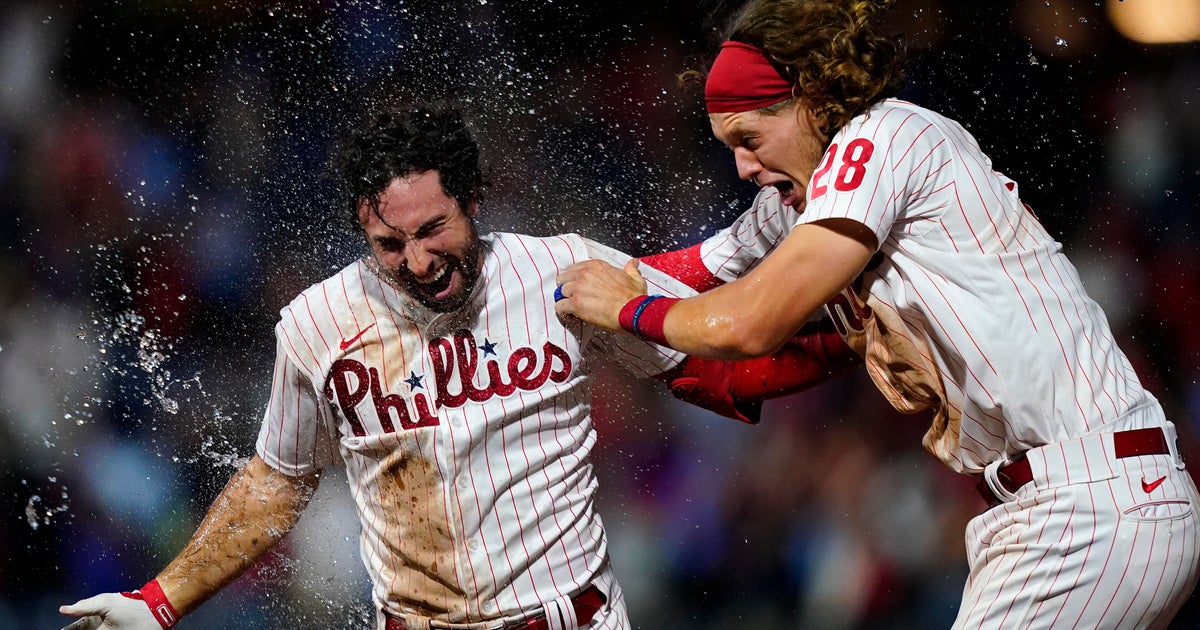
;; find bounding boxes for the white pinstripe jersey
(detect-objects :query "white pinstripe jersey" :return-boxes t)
[700,99,1162,474]
[256,231,690,623]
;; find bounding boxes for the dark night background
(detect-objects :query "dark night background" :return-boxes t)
[1,1,1198,628]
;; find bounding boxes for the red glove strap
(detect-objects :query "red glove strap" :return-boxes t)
[618,295,679,347]
[138,579,180,629]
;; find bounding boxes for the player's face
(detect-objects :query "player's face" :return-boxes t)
[358,170,483,313]
[709,101,829,210]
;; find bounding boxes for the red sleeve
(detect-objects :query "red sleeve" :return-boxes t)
[659,318,861,423]
[728,318,860,400]
[639,243,724,292]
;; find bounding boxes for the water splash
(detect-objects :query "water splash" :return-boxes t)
[100,311,182,415]
[24,495,41,529]
[25,485,71,530]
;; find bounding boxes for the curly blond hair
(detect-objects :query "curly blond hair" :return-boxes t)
[702,0,906,133]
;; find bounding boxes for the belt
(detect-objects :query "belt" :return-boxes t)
[977,427,1170,509]
[384,585,606,630]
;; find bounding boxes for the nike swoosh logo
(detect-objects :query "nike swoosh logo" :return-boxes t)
[1142,475,1167,494]
[339,323,376,351]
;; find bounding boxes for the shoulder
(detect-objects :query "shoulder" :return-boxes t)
[489,231,593,265]
[842,99,948,140]
[278,260,373,328]
[833,100,963,170]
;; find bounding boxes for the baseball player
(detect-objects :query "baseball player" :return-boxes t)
[58,102,850,630]
[554,0,1200,628]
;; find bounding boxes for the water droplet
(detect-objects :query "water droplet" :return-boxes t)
[25,495,41,529]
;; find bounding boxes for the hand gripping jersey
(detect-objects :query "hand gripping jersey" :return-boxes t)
[256,232,691,628]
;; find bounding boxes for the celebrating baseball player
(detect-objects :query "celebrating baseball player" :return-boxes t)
[57,102,852,630]
[554,0,1200,627]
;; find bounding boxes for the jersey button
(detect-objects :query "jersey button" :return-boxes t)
[457,477,469,489]
[468,539,481,552]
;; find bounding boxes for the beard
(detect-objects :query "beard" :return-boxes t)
[381,239,482,314]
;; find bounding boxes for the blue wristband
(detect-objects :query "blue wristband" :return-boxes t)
[631,295,664,338]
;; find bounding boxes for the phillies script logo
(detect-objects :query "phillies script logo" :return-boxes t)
[325,330,573,437]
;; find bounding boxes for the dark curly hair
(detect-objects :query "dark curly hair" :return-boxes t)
[691,0,905,134]
[332,102,488,233]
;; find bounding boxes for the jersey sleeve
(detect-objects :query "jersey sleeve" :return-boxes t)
[255,327,338,477]
[580,236,694,378]
[639,244,722,292]
[798,104,941,247]
[698,188,798,283]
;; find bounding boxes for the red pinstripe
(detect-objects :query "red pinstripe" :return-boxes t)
[705,187,791,279]
[350,270,399,598]
[299,293,332,352]
[848,108,905,231]
[695,99,1198,628]
[253,232,696,626]
[1018,249,1097,427]
[1042,250,1131,415]
[498,235,574,597]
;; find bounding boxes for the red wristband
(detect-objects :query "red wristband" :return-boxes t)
[139,579,180,628]
[617,295,680,347]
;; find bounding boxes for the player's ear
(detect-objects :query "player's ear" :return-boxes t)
[464,195,479,218]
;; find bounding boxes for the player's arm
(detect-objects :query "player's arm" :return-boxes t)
[638,243,724,293]
[658,317,861,423]
[557,218,876,360]
[637,188,793,293]
[156,455,320,612]
[59,455,319,629]
[638,227,861,422]
[598,236,860,422]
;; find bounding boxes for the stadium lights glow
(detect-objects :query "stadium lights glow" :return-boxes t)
[1107,0,1200,43]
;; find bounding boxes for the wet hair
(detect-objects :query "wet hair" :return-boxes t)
[332,102,488,233]
[690,0,906,134]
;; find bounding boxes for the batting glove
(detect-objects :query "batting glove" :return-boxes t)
[60,580,179,630]
[667,356,763,424]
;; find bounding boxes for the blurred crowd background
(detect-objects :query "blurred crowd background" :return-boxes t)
[2,1,1198,628]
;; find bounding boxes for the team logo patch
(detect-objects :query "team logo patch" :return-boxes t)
[325,330,572,436]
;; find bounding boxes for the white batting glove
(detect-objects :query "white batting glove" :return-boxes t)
[60,581,179,630]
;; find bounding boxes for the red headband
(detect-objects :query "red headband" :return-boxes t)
[704,41,794,113]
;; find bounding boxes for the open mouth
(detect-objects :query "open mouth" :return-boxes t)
[772,181,800,208]
[416,265,455,300]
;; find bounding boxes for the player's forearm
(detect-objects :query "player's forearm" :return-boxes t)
[639,243,724,292]
[155,455,319,615]
[637,222,876,359]
[730,322,861,396]
[657,283,808,360]
[661,322,859,423]
[558,223,872,359]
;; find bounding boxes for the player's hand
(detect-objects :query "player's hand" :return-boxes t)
[59,592,163,630]
[555,258,648,331]
[668,356,762,424]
